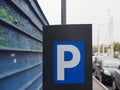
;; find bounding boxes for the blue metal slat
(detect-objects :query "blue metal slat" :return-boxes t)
[0,63,41,79]
[0,64,42,90]
[20,72,42,90]
[34,0,49,25]
[0,0,43,41]
[10,0,44,31]
[0,51,43,90]
[0,0,48,89]
[0,51,42,78]
[26,75,42,90]
[8,0,43,33]
[18,71,42,90]
[28,0,48,25]
[0,24,42,52]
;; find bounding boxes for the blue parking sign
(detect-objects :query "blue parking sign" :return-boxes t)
[54,42,84,84]
[43,25,92,90]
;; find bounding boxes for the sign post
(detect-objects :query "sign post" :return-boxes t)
[61,0,66,24]
[43,25,92,90]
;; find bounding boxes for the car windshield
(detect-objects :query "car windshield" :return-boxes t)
[103,60,120,68]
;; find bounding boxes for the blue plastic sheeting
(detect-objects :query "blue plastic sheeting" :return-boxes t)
[0,0,48,90]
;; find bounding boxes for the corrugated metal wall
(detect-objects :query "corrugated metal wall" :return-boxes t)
[0,0,48,90]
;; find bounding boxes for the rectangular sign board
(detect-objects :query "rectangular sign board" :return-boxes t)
[43,25,92,90]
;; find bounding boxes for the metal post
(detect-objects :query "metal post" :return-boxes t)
[108,9,114,58]
[110,16,114,57]
[61,0,66,24]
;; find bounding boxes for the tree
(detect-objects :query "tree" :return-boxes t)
[92,46,97,53]
[114,42,120,52]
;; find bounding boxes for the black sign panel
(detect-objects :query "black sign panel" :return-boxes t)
[43,25,92,90]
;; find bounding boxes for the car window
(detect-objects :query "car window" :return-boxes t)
[97,61,102,66]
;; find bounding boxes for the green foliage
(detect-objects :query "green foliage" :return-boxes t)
[114,42,120,51]
[92,46,98,53]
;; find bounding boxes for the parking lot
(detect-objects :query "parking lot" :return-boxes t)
[93,55,120,90]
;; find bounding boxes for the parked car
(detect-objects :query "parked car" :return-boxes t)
[93,56,111,73]
[93,61,97,73]
[94,58,120,84]
[92,54,96,72]
[112,65,120,90]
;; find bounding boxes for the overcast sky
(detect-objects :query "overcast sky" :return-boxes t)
[38,0,120,46]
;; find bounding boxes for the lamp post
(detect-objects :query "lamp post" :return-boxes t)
[61,0,66,25]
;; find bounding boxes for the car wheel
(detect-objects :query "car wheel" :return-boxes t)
[112,80,118,90]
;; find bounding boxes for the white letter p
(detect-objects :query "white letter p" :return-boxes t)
[57,45,80,80]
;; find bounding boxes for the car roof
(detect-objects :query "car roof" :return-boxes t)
[96,56,120,62]
[102,58,120,62]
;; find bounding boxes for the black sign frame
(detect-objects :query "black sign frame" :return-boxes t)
[43,25,92,90]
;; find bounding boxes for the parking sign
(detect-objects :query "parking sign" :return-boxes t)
[54,42,84,83]
[43,25,92,90]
